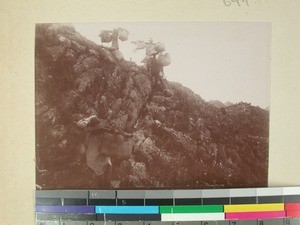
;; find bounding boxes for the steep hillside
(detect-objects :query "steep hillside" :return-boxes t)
[35,24,269,189]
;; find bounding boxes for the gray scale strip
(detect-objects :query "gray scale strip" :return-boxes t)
[35,187,300,199]
[35,187,300,208]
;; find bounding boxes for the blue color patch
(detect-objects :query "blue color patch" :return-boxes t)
[95,206,159,214]
[35,205,94,213]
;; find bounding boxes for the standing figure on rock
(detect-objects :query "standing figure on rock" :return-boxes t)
[133,38,171,89]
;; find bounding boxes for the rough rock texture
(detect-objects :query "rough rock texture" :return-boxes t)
[35,24,269,189]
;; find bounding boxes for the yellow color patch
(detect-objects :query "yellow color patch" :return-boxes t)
[224,203,284,212]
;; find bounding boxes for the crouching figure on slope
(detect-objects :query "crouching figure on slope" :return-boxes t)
[77,115,133,188]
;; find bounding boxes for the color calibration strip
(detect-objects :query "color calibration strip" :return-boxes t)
[35,187,300,224]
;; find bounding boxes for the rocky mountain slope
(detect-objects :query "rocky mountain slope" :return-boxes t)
[209,100,235,108]
[35,24,269,189]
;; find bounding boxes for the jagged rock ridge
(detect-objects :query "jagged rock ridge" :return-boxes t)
[35,24,269,189]
[209,100,235,108]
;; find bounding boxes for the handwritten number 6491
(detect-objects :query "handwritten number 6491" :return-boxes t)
[223,0,249,7]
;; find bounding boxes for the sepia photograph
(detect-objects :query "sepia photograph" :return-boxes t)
[35,22,270,190]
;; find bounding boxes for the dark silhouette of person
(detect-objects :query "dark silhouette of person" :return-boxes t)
[150,54,164,88]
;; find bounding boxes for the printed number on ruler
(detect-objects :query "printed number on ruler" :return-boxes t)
[91,192,99,198]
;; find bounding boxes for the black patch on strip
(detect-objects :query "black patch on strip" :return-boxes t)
[258,196,284,203]
[61,213,96,221]
[230,197,257,204]
[145,199,173,206]
[284,195,300,203]
[96,214,161,221]
[96,214,104,221]
[203,197,230,205]
[64,198,87,205]
[88,199,116,206]
[175,198,202,205]
[36,198,62,206]
[117,199,145,206]
[36,213,61,220]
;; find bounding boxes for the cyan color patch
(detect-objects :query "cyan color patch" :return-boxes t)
[95,206,159,214]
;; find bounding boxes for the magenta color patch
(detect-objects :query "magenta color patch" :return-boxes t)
[225,211,286,220]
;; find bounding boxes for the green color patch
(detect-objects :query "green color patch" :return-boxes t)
[160,205,224,214]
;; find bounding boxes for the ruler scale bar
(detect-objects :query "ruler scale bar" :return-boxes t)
[35,187,300,223]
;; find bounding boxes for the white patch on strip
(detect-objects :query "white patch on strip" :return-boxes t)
[257,187,284,196]
[284,187,300,195]
[230,188,256,197]
[161,213,225,221]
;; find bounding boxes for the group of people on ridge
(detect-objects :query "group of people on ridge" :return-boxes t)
[99,27,171,88]
[77,28,171,187]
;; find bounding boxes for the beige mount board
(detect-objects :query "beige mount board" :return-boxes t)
[1,0,300,224]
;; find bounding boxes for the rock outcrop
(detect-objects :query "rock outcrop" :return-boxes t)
[35,24,269,189]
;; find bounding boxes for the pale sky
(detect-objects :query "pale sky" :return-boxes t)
[73,22,271,109]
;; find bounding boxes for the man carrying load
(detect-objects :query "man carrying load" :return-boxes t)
[133,39,171,89]
[99,27,129,61]
[99,27,129,50]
